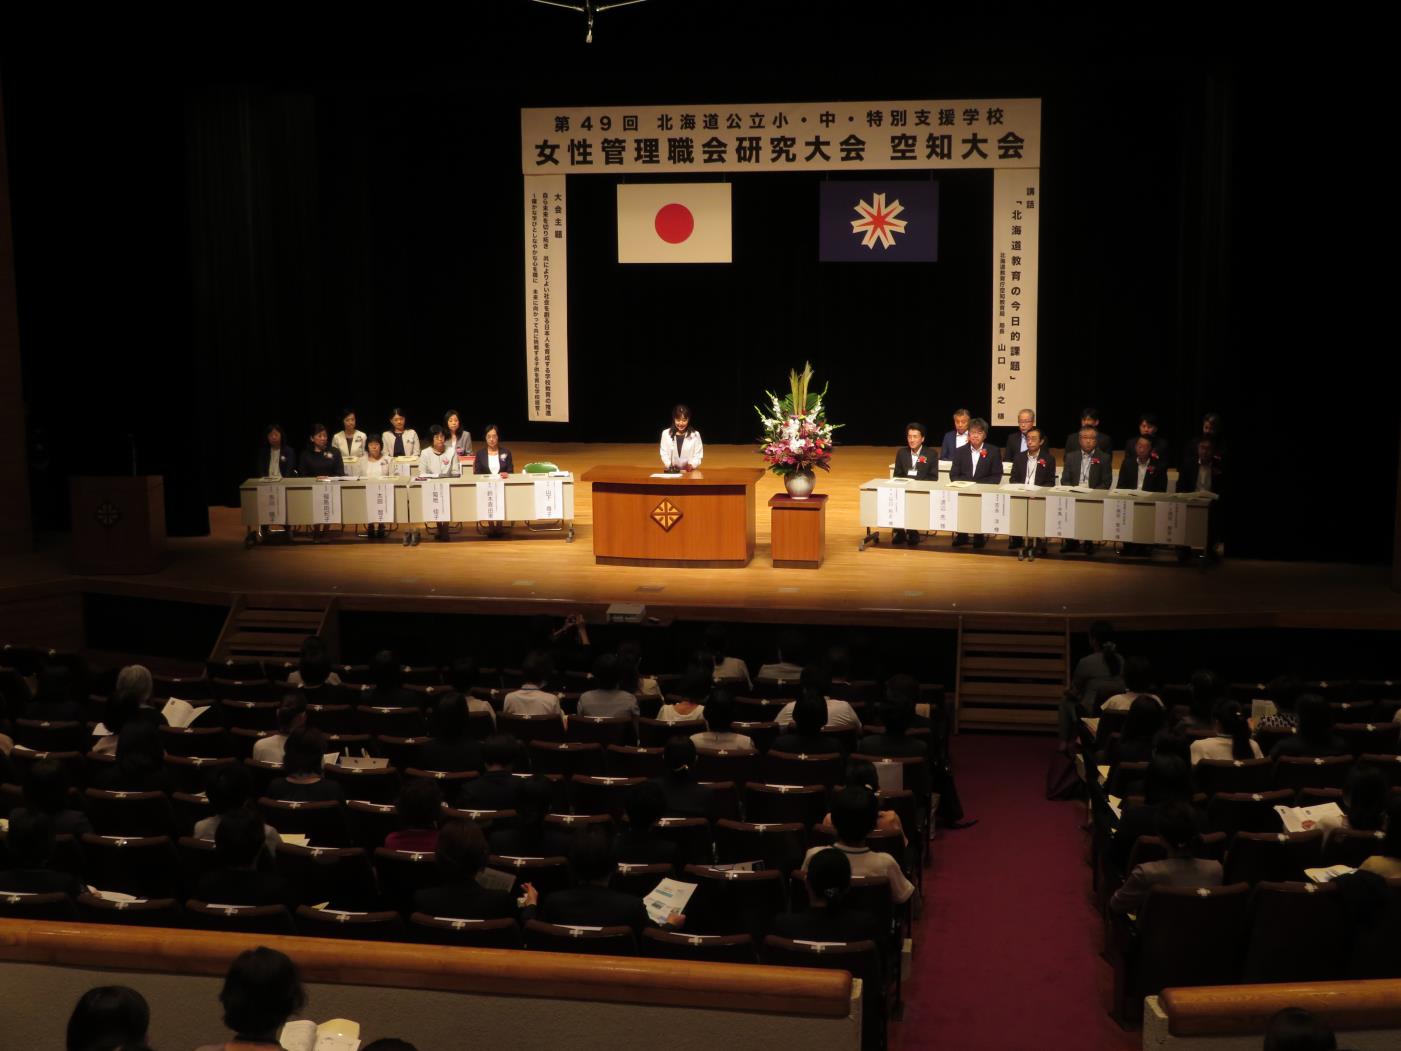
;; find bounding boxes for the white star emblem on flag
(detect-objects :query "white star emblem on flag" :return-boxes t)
[850,192,908,249]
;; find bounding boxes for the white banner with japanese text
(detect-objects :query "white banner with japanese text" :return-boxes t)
[991,169,1039,428]
[524,174,569,422]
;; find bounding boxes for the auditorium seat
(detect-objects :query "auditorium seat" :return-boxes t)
[175,835,220,890]
[295,904,406,940]
[566,714,635,748]
[76,892,182,928]
[1194,758,1274,796]
[1206,790,1292,835]
[1360,753,1401,786]
[323,763,400,804]
[714,819,807,875]
[1222,830,1325,885]
[373,847,445,913]
[355,706,428,738]
[545,813,613,841]
[6,748,85,788]
[13,719,89,754]
[735,698,787,723]
[499,713,566,746]
[487,855,571,898]
[1347,877,1401,978]
[609,862,673,897]
[1106,761,1150,799]
[1123,832,1229,873]
[219,699,279,731]
[186,899,296,935]
[642,928,757,964]
[1,643,49,677]
[1323,827,1388,868]
[276,843,377,911]
[0,890,77,920]
[1337,723,1401,755]
[258,798,350,847]
[682,865,786,937]
[1253,727,1295,757]
[377,737,430,771]
[523,919,637,956]
[637,717,699,748]
[569,775,643,818]
[84,789,175,837]
[441,805,517,832]
[731,721,778,754]
[170,790,214,835]
[1111,882,1251,1026]
[762,935,884,1050]
[650,817,713,866]
[409,913,523,948]
[763,751,843,788]
[693,748,756,786]
[403,767,476,793]
[306,706,357,734]
[207,659,265,681]
[211,676,276,702]
[528,740,604,779]
[1273,755,1353,794]
[698,781,741,822]
[605,745,666,779]
[1242,881,1350,983]
[81,834,179,899]
[400,665,444,687]
[744,783,828,829]
[164,755,235,794]
[1331,701,1386,725]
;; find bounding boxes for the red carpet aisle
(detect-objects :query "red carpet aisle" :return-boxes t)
[892,734,1138,1051]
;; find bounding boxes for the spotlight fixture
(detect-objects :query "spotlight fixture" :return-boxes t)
[530,0,650,43]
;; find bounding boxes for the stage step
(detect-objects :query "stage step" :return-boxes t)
[210,594,340,670]
[954,617,1068,734]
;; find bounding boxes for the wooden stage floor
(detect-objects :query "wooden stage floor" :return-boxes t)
[6,444,1401,631]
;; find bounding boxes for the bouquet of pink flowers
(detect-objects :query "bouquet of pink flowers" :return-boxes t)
[755,362,841,477]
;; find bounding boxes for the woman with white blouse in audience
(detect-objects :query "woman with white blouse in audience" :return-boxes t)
[332,408,367,462]
[1188,699,1264,764]
[1099,657,1164,714]
[443,409,473,459]
[382,406,420,459]
[689,690,755,753]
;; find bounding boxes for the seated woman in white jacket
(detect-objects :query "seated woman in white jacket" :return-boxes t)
[382,406,421,460]
[356,435,394,539]
[332,408,367,462]
[408,425,460,546]
[660,404,704,472]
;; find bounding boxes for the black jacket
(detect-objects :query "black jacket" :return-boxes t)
[949,443,1003,483]
[1010,450,1056,486]
[893,446,937,481]
[1116,457,1169,492]
[414,880,520,921]
[299,446,346,478]
[473,449,515,475]
[538,885,649,933]
[1061,448,1113,490]
[257,445,299,478]
[456,770,521,811]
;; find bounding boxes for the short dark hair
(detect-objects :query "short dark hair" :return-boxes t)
[799,662,831,695]
[1344,763,1388,832]
[1143,754,1192,806]
[671,404,691,421]
[663,736,696,773]
[1295,694,1333,744]
[968,416,989,433]
[878,700,912,737]
[1138,412,1159,428]
[366,433,383,449]
[806,847,852,908]
[1122,656,1152,695]
[482,734,518,770]
[792,691,827,735]
[433,691,468,740]
[1122,695,1165,742]
[275,693,307,732]
[514,776,554,827]
[568,829,615,883]
[205,762,255,814]
[429,424,446,439]
[844,759,880,795]
[214,809,267,867]
[830,785,878,845]
[341,408,356,423]
[283,728,329,777]
[591,653,622,691]
[884,674,918,707]
[22,758,72,815]
[448,657,477,693]
[626,780,665,831]
[1155,800,1200,855]
[1080,407,1100,421]
[297,637,331,687]
[436,819,488,880]
[264,423,283,440]
[66,985,150,1051]
[397,779,443,829]
[702,688,736,734]
[371,650,403,691]
[220,947,306,1038]
[388,406,407,421]
[905,421,927,438]
[308,422,328,440]
[522,649,554,686]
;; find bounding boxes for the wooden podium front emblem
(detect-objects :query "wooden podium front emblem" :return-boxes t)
[651,499,682,531]
[95,500,123,529]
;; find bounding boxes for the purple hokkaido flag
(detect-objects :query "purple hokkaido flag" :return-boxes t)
[819,181,939,262]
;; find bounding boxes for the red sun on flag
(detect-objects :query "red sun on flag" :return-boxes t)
[850,192,908,250]
[655,203,695,244]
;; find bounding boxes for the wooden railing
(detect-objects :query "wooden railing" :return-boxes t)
[0,919,851,1018]
[1161,979,1401,1037]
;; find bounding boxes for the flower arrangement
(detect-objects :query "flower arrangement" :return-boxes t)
[755,361,841,478]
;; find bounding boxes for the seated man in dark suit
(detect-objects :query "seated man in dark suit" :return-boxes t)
[949,417,1003,549]
[0,811,82,897]
[536,831,654,935]
[938,408,972,461]
[1061,427,1114,555]
[455,735,522,812]
[418,692,485,774]
[1009,426,1056,558]
[1116,435,1169,557]
[413,819,537,920]
[194,810,292,908]
[1063,407,1113,457]
[892,421,938,546]
[1002,407,1036,466]
[1176,437,1225,561]
[1125,413,1170,462]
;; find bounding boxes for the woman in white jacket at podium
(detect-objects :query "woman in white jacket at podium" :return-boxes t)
[660,404,703,472]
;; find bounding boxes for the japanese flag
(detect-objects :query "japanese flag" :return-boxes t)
[617,183,732,263]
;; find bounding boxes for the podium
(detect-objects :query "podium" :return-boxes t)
[69,476,166,574]
[582,467,764,567]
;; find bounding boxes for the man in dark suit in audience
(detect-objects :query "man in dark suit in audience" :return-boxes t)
[1063,407,1113,456]
[536,832,655,935]
[455,735,522,811]
[1062,427,1114,556]
[892,421,938,546]
[939,408,972,461]
[194,810,293,908]
[1003,407,1036,464]
[1009,426,1056,557]
[1116,436,1169,556]
[949,417,1003,549]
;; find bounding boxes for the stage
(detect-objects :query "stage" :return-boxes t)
[2,444,1398,636]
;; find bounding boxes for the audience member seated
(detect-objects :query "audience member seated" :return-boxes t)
[454,735,522,811]
[613,782,678,866]
[448,657,498,726]
[802,786,914,905]
[266,728,344,803]
[705,624,752,689]
[1060,621,1126,748]
[690,690,756,753]
[774,665,861,732]
[1262,1007,1337,1051]
[194,810,292,908]
[1268,694,1350,758]
[1175,669,1222,736]
[194,946,306,1051]
[756,629,807,685]
[363,650,416,710]
[650,738,713,819]
[10,757,93,838]
[1254,674,1303,734]
[1109,801,1223,915]
[253,695,307,765]
[1099,657,1162,713]
[195,763,281,854]
[882,673,932,732]
[413,819,537,920]
[1188,699,1263,764]
[1108,695,1166,769]
[1360,801,1401,880]
[487,777,569,857]
[537,831,657,934]
[616,641,661,701]
[384,779,443,853]
[90,721,171,793]
[0,811,81,897]
[772,847,884,944]
[577,654,639,718]
[771,690,844,756]
[817,760,907,845]
[856,698,927,760]
[24,664,84,723]
[114,662,163,717]
[66,985,150,1051]
[93,678,164,756]
[656,668,709,724]
[1111,755,1202,870]
[1342,763,1389,833]
[286,637,342,688]
[418,692,484,773]
[502,651,563,720]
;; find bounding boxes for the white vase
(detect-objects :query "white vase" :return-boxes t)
[784,469,815,499]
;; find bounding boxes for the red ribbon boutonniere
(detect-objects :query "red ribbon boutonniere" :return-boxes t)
[978,448,987,459]
[1150,450,1159,460]
[1037,458,1047,467]
[917,456,927,464]
[1147,466,1158,474]
[1091,457,1102,465]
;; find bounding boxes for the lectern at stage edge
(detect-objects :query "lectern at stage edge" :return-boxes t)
[581,467,765,567]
